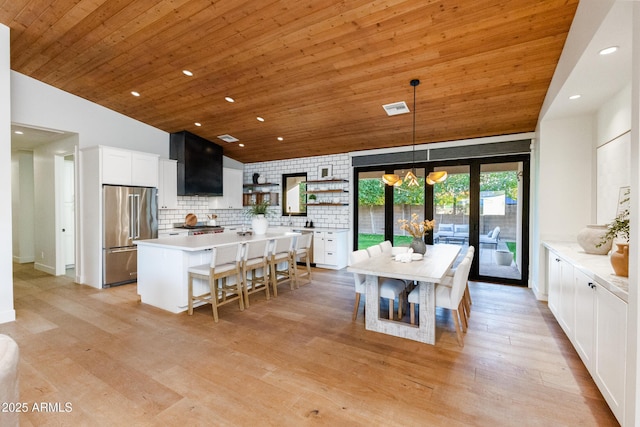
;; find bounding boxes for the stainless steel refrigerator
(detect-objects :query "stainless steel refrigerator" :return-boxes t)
[103,185,158,287]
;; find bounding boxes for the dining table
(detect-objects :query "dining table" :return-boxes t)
[347,243,461,345]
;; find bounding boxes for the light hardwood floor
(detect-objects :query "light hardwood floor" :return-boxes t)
[1,263,618,426]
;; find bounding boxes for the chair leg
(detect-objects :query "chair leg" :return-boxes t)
[352,293,361,321]
[242,267,250,308]
[458,302,468,331]
[410,303,415,325]
[452,309,464,346]
[388,298,394,320]
[188,273,194,315]
[289,258,295,290]
[270,260,278,298]
[397,295,403,320]
[209,280,219,323]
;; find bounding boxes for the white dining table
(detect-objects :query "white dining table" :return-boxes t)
[347,244,461,345]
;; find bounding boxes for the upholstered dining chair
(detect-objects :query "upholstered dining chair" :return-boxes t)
[379,240,393,254]
[187,242,244,323]
[241,239,271,307]
[350,249,406,321]
[408,257,472,346]
[366,244,383,257]
[445,246,475,318]
[293,232,312,287]
[269,235,295,297]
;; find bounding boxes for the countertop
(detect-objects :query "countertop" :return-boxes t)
[543,241,628,302]
[135,230,299,252]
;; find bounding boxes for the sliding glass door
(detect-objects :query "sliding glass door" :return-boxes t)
[478,161,526,281]
[354,155,529,286]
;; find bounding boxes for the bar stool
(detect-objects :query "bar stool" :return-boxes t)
[187,242,244,322]
[292,232,312,287]
[269,235,295,297]
[241,239,271,307]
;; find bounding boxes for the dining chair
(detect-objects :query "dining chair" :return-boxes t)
[379,240,393,254]
[187,242,244,323]
[445,246,475,318]
[350,249,405,321]
[408,257,472,346]
[293,232,312,287]
[269,235,295,297]
[366,244,383,257]
[241,239,271,307]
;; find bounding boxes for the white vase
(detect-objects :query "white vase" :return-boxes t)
[251,214,268,235]
[257,174,266,184]
[577,224,612,255]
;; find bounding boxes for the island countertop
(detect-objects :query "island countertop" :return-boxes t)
[135,230,299,252]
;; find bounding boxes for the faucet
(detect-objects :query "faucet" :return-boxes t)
[288,214,293,227]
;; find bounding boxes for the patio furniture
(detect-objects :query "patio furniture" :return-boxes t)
[479,226,500,247]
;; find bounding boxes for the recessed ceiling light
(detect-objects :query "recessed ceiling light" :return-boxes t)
[194,122,201,126]
[599,46,618,56]
[131,91,140,97]
[182,70,193,76]
[14,131,23,135]
[569,94,581,100]
[277,137,284,141]
[225,96,235,103]
[257,117,265,122]
[239,143,245,147]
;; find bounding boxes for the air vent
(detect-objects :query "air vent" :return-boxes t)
[382,101,410,116]
[217,134,239,143]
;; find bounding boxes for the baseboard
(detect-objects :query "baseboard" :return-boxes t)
[34,262,56,275]
[0,309,16,324]
[12,255,35,263]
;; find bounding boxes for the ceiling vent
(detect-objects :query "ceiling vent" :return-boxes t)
[382,101,410,116]
[217,134,239,143]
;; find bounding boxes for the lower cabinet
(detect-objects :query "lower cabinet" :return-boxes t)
[546,248,627,425]
[313,230,347,269]
[594,281,627,421]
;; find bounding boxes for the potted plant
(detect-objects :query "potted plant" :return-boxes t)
[245,200,271,234]
[599,191,629,276]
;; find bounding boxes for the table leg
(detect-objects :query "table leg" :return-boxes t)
[364,275,436,345]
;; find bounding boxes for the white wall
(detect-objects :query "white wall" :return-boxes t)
[0,24,15,323]
[532,115,595,297]
[11,72,169,155]
[11,151,35,263]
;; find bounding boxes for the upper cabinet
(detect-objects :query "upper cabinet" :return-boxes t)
[209,168,243,210]
[100,146,159,187]
[158,159,178,210]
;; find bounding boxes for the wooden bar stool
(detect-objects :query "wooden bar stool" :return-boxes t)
[269,236,295,297]
[241,239,271,307]
[187,242,244,323]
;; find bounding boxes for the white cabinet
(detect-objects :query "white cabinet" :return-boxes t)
[100,146,158,187]
[209,168,243,210]
[594,282,627,421]
[546,246,627,425]
[158,159,178,209]
[573,269,595,369]
[313,229,347,269]
[547,253,574,336]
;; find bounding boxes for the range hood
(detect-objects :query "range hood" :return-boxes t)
[170,131,223,196]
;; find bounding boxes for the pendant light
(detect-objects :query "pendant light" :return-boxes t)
[382,79,447,186]
[403,79,421,187]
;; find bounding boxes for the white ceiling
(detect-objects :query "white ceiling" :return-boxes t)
[11,124,72,151]
[543,1,633,120]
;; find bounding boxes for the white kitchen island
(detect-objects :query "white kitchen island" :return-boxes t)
[134,231,297,313]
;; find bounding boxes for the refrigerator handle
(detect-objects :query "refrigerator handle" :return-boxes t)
[134,194,141,239]
[128,194,134,240]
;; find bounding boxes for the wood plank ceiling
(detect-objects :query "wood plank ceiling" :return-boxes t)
[2,0,578,163]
